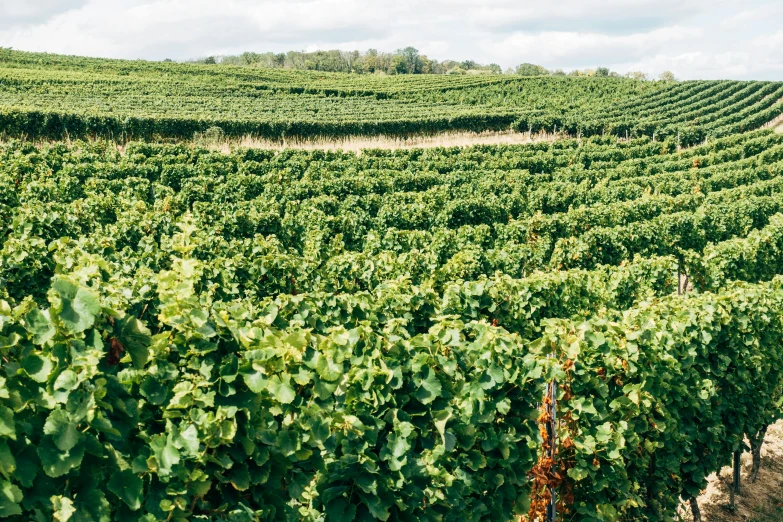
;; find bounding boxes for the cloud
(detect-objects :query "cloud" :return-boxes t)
[0,0,89,29]
[720,3,783,29]
[481,26,703,69]
[0,0,780,79]
[0,0,392,59]
[463,0,715,34]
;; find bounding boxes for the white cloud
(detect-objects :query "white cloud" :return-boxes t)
[482,26,703,68]
[0,0,780,79]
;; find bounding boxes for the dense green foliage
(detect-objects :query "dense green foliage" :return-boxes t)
[2,49,782,144]
[3,121,783,521]
[203,47,503,75]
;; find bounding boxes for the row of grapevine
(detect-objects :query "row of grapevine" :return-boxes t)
[2,49,782,143]
[4,113,783,520]
[4,213,783,519]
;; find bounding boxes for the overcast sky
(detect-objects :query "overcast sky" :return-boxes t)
[1,0,781,80]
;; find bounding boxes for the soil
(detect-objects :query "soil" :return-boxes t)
[679,420,783,521]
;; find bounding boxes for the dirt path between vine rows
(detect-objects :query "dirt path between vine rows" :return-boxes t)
[764,99,783,133]
[679,420,783,521]
[201,130,559,153]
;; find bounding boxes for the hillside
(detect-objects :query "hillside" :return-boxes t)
[3,48,783,522]
[1,49,783,145]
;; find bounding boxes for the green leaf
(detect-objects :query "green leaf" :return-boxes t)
[227,464,251,491]
[433,409,452,446]
[0,442,15,479]
[268,375,296,405]
[116,315,152,368]
[24,307,55,345]
[315,352,343,382]
[44,409,81,452]
[567,467,589,481]
[276,430,298,456]
[54,369,79,392]
[311,418,330,444]
[242,370,266,394]
[0,406,15,440]
[108,469,143,511]
[13,446,38,488]
[73,488,112,522]
[21,353,54,383]
[325,497,357,521]
[52,495,76,521]
[0,480,22,517]
[414,367,442,405]
[358,492,390,521]
[466,450,486,471]
[51,278,101,334]
[150,433,180,476]
[177,424,200,457]
[584,331,606,349]
[595,422,612,443]
[596,503,618,520]
[496,398,511,415]
[284,330,308,350]
[38,438,85,478]
[140,376,169,405]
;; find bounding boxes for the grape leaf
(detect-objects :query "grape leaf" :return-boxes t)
[51,278,101,334]
[115,315,152,368]
[108,469,143,511]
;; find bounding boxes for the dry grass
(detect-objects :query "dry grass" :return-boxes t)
[679,420,783,522]
[197,130,559,154]
[763,98,783,132]
[751,504,783,522]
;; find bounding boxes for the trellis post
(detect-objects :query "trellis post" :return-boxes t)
[546,353,557,522]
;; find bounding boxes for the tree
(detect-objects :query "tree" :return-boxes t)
[390,55,408,74]
[626,71,648,81]
[363,49,379,73]
[188,46,508,75]
[399,47,420,74]
[419,55,434,74]
[595,67,610,77]
[515,63,549,76]
[659,71,677,82]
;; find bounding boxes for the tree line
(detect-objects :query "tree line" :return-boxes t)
[195,47,501,75]
[513,62,676,81]
[191,47,676,80]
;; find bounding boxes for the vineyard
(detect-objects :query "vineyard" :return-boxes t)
[2,49,783,145]
[2,48,783,521]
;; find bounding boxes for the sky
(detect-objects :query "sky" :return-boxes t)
[1,0,782,80]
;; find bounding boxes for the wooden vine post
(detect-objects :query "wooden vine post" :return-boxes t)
[526,353,570,522]
[546,353,558,522]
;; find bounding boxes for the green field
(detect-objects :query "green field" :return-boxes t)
[2,50,783,521]
[2,49,783,145]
